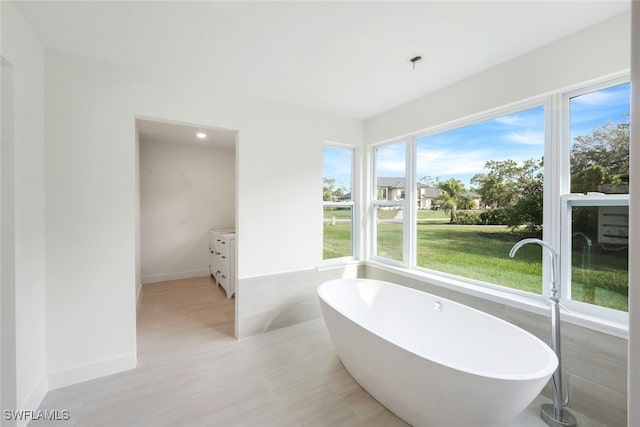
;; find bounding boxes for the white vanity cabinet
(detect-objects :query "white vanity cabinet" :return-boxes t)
[209,229,236,299]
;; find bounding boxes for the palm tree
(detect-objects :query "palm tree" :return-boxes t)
[436,178,466,223]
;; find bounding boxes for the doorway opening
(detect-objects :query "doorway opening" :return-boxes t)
[134,117,238,361]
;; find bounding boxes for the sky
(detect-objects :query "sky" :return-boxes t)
[324,82,630,192]
[323,146,353,193]
[569,82,630,139]
[415,106,544,187]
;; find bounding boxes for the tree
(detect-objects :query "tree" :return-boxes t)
[571,165,621,193]
[471,159,521,209]
[419,176,440,186]
[436,178,466,223]
[457,194,475,210]
[472,159,542,206]
[506,169,544,232]
[472,158,544,230]
[569,119,629,241]
[323,178,345,202]
[571,119,629,177]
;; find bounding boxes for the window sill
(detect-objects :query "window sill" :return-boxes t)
[365,260,628,339]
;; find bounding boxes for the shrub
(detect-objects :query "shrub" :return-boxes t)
[455,210,482,225]
[480,208,509,225]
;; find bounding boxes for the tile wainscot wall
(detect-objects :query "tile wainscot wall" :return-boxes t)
[236,264,363,339]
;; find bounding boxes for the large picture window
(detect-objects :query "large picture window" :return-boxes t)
[415,106,545,294]
[323,145,354,260]
[368,77,630,321]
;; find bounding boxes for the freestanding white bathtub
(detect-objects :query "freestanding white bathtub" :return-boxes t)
[318,278,557,427]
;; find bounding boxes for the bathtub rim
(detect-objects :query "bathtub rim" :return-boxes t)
[318,277,558,382]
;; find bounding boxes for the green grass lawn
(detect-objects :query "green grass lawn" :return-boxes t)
[417,209,450,221]
[323,207,352,259]
[416,224,544,293]
[325,219,628,311]
[323,224,351,259]
[323,206,353,219]
[571,249,628,310]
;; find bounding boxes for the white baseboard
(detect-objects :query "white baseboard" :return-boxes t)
[141,269,210,284]
[16,375,49,427]
[47,353,137,391]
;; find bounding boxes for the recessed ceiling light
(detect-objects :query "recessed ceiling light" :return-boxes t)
[196,132,207,139]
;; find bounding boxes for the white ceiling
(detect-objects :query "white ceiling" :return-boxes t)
[137,118,237,149]
[14,1,630,119]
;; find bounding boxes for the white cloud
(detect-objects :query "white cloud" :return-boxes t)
[505,131,544,145]
[416,149,490,177]
[493,115,520,125]
[572,90,614,106]
[376,143,407,175]
[376,159,406,174]
[571,86,629,108]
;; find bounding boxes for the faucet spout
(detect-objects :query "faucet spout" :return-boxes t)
[509,238,559,294]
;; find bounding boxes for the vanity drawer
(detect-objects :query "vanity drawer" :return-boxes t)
[216,239,230,257]
[217,267,233,298]
[216,251,230,268]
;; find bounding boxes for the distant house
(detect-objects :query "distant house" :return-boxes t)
[377,177,482,209]
[376,177,407,202]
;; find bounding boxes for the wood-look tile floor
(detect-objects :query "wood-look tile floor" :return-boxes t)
[31,276,604,427]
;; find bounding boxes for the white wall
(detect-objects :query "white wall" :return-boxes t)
[365,12,631,143]
[140,139,235,283]
[1,52,17,427]
[0,0,48,418]
[44,49,363,387]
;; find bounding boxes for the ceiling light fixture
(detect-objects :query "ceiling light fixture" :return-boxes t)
[196,132,207,139]
[409,55,423,70]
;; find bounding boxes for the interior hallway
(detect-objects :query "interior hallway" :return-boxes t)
[31,277,601,427]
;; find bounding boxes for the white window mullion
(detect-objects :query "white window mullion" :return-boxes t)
[351,145,359,260]
[560,196,573,301]
[405,137,417,269]
[369,145,378,259]
[544,94,561,299]
[559,90,572,302]
[372,144,380,260]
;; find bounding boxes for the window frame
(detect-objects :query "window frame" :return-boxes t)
[322,142,357,263]
[410,100,555,301]
[558,77,630,322]
[371,139,409,267]
[559,195,629,323]
[366,74,630,330]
